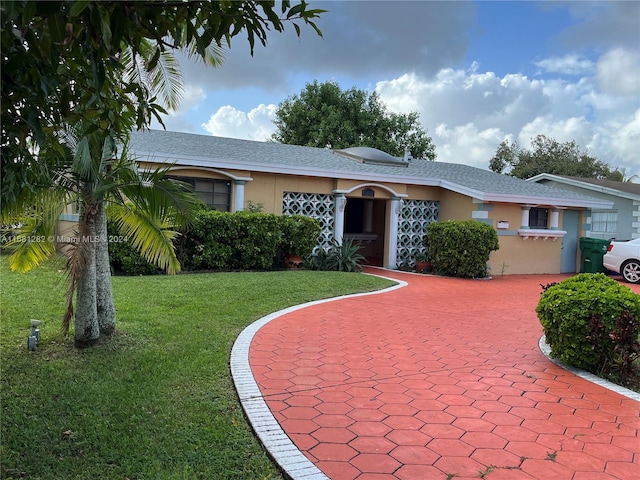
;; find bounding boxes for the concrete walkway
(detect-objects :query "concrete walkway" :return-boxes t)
[231,268,640,480]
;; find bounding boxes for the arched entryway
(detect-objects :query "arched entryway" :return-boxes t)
[344,198,386,266]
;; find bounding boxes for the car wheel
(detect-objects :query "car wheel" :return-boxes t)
[621,260,640,284]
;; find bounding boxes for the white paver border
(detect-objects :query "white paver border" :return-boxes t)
[230,275,406,480]
[539,335,640,402]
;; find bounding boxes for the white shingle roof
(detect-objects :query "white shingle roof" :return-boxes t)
[129,130,613,209]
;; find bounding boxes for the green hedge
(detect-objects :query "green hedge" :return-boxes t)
[279,215,321,257]
[109,209,321,274]
[537,273,640,377]
[425,220,499,278]
[177,210,281,271]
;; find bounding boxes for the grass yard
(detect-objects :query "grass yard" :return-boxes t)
[0,257,395,480]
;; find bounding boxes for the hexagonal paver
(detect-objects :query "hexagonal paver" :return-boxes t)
[471,447,526,469]
[314,414,355,428]
[427,438,475,457]
[350,453,402,474]
[453,417,495,432]
[311,427,357,444]
[395,464,446,480]
[280,406,320,420]
[383,415,425,430]
[349,436,397,454]
[379,403,418,416]
[315,400,354,415]
[390,445,440,465]
[433,455,485,476]
[349,421,392,437]
[315,460,360,480]
[461,431,508,449]
[415,410,456,425]
[347,408,388,422]
[386,429,433,446]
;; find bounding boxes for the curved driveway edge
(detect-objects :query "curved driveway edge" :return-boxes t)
[232,268,640,480]
[230,275,407,480]
[538,336,640,403]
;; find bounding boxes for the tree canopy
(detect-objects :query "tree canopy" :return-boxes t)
[271,80,436,160]
[489,135,623,180]
[1,0,324,212]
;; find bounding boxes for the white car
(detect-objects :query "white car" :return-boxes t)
[603,238,640,284]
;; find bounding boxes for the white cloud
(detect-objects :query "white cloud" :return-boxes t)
[180,84,207,110]
[202,104,276,141]
[518,116,594,148]
[535,54,594,75]
[596,47,640,96]
[609,109,640,166]
[432,123,506,169]
[375,57,638,173]
[151,84,207,133]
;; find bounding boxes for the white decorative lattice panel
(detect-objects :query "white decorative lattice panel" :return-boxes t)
[282,192,335,252]
[396,200,439,267]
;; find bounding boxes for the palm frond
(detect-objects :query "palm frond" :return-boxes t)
[115,162,200,230]
[145,46,184,111]
[7,197,65,272]
[122,40,185,112]
[182,38,225,68]
[109,203,181,274]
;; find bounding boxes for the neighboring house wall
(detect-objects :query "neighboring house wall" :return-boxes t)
[532,177,639,241]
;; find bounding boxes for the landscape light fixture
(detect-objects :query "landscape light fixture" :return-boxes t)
[27,319,41,351]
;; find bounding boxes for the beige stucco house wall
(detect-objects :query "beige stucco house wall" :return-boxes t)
[126,130,614,275]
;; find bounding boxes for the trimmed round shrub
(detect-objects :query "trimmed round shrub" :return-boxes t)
[536,273,640,375]
[425,220,499,278]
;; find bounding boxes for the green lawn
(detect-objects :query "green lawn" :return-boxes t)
[0,257,395,480]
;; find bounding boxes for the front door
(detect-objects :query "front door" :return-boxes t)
[560,210,579,273]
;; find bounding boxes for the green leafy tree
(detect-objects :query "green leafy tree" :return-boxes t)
[489,135,622,180]
[1,1,324,346]
[272,80,436,160]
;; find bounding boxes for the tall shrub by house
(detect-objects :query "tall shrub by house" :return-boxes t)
[279,215,321,258]
[425,220,499,278]
[178,210,282,271]
[537,273,640,379]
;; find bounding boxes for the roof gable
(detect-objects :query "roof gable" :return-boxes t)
[528,174,640,201]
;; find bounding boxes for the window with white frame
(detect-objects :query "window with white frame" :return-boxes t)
[591,211,617,234]
[529,207,549,228]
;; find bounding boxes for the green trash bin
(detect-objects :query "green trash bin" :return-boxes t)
[579,237,611,273]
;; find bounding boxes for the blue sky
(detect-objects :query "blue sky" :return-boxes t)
[156,1,640,175]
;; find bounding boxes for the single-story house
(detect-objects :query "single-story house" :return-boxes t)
[528,174,640,241]
[108,129,614,275]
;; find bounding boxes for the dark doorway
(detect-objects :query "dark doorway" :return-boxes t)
[344,198,385,266]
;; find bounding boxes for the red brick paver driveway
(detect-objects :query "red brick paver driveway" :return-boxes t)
[243,268,640,480]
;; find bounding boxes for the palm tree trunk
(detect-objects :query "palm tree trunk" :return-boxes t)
[74,208,100,347]
[95,202,116,334]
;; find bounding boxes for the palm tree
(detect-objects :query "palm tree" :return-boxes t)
[4,41,219,346]
[7,127,200,346]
